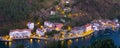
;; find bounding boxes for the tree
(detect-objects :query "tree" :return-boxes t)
[45,30,59,37]
[90,38,116,48]
[0,0,32,22]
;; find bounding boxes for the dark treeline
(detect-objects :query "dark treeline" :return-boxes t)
[0,0,120,25]
[70,0,120,26]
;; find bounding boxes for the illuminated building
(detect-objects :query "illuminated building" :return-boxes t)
[27,22,34,30]
[70,27,85,35]
[9,29,31,38]
[44,21,54,28]
[50,11,56,15]
[36,28,45,36]
[85,24,93,32]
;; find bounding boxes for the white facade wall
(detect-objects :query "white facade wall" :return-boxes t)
[36,29,45,36]
[44,22,53,28]
[27,22,34,30]
[9,29,31,38]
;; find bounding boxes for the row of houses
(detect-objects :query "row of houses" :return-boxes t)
[9,21,64,38]
[9,19,120,39]
[69,19,120,35]
[36,21,64,36]
[9,29,31,38]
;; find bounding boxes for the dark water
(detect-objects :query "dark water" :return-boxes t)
[0,30,120,48]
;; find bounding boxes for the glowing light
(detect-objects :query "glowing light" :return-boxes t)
[112,25,115,30]
[67,40,72,46]
[37,40,40,43]
[45,35,48,38]
[9,42,11,46]
[38,34,41,37]
[61,11,65,14]
[45,41,47,44]
[30,39,33,43]
[80,30,94,37]
[8,38,12,41]
[76,34,79,37]
[61,32,65,35]
[66,1,69,4]
[76,39,78,42]
[37,22,40,25]
[75,13,79,16]
[82,37,84,40]
[68,13,72,17]
[40,26,43,28]
[68,26,71,31]
[61,41,64,46]
[61,35,65,38]
[27,22,34,30]
[5,42,7,45]
[55,28,60,31]
[57,6,61,10]
[48,25,52,28]
[68,33,72,37]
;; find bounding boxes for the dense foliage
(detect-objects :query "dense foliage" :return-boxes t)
[0,0,120,35]
[45,30,59,37]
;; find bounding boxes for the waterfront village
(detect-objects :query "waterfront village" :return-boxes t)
[0,0,120,42]
[0,19,120,41]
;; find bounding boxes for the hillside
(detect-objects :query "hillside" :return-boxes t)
[0,0,120,35]
[66,0,120,26]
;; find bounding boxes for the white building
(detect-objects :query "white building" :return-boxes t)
[36,28,45,36]
[92,23,100,31]
[27,22,34,30]
[44,21,64,31]
[9,29,31,38]
[44,21,54,28]
[50,11,56,15]
[85,24,93,32]
[70,27,85,35]
[114,19,119,23]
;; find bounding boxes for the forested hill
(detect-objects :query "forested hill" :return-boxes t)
[0,0,120,25]
[77,0,120,19]
[69,0,120,26]
[0,0,120,35]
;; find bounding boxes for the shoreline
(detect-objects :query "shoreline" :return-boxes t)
[0,30,94,42]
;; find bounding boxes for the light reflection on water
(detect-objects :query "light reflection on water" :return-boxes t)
[37,40,40,43]
[8,42,12,47]
[5,42,7,45]
[67,40,72,48]
[30,39,33,44]
[61,40,64,46]
[0,30,120,48]
[0,35,93,48]
[75,39,78,42]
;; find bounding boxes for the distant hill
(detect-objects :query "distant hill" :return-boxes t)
[113,0,120,2]
[68,0,120,26]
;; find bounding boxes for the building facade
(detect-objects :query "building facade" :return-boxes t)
[9,29,31,39]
